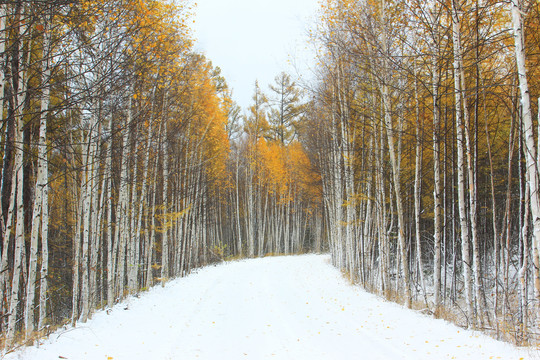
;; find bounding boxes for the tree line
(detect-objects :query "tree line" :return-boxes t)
[304,0,540,345]
[0,0,323,351]
[0,0,233,349]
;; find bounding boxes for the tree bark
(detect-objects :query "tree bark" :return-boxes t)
[452,0,475,326]
[510,0,540,323]
[25,17,52,335]
[7,4,30,344]
[161,97,170,286]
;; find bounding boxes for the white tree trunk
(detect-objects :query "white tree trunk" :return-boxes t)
[25,20,52,334]
[127,125,140,294]
[106,117,114,308]
[38,20,51,327]
[235,151,243,255]
[431,50,443,314]
[413,64,427,305]
[452,0,475,326]
[382,85,411,308]
[510,0,540,322]
[161,108,170,286]
[87,112,103,314]
[71,188,83,325]
[520,184,530,337]
[0,3,7,131]
[115,95,133,298]
[6,7,30,344]
[377,0,411,306]
[145,149,160,288]
[459,46,486,327]
[337,68,356,277]
[246,148,255,257]
[80,115,98,323]
[131,111,154,293]
[89,117,102,312]
[7,125,25,345]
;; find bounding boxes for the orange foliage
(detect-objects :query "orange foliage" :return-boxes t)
[255,138,321,208]
[184,59,231,195]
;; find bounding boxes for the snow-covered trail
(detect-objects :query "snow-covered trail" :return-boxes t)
[5,254,535,360]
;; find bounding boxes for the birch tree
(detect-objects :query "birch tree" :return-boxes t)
[25,9,52,335]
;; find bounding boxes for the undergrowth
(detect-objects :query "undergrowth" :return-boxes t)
[339,267,540,349]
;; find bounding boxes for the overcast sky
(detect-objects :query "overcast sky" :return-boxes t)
[192,0,320,111]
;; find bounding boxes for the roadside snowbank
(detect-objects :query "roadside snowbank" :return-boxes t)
[4,254,535,359]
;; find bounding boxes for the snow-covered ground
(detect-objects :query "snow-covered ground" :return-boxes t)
[3,254,536,359]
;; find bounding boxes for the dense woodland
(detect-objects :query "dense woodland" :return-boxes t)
[0,0,539,351]
[310,0,540,345]
[0,0,322,350]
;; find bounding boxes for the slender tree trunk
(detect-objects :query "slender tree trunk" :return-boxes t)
[0,3,6,124]
[381,84,411,308]
[377,117,389,293]
[116,93,134,299]
[88,115,102,315]
[0,4,7,253]
[131,110,154,293]
[235,151,243,256]
[430,24,443,314]
[161,99,170,286]
[246,143,255,258]
[486,91,502,337]
[25,19,52,335]
[510,0,540,322]
[378,0,411,307]
[80,115,99,323]
[7,5,30,344]
[503,113,517,322]
[460,46,486,328]
[413,63,427,306]
[71,187,83,325]
[452,0,475,326]
[146,144,160,288]
[520,184,530,342]
[106,116,114,308]
[127,122,140,294]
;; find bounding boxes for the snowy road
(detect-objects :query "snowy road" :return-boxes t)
[4,254,535,359]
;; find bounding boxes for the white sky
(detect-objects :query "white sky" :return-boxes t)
[192,0,320,111]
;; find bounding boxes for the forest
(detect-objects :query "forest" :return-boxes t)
[0,0,539,351]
